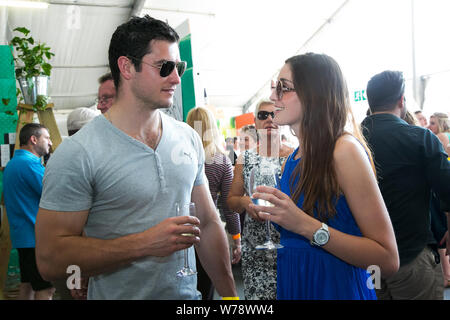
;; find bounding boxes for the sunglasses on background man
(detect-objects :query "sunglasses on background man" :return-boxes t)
[257,110,275,120]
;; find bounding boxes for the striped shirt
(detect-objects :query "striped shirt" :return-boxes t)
[205,152,241,235]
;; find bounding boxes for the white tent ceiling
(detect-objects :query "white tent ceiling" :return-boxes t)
[2,0,450,123]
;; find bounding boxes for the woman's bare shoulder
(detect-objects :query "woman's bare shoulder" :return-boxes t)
[334,134,367,163]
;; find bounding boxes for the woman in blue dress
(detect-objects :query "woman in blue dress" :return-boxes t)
[249,53,399,300]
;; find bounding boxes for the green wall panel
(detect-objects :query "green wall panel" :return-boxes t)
[0,45,18,194]
[181,68,195,122]
[179,34,193,69]
[179,34,195,122]
[0,46,15,80]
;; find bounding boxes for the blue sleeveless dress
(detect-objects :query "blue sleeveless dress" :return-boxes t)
[276,148,377,300]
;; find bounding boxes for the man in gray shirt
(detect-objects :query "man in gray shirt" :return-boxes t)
[35,15,237,299]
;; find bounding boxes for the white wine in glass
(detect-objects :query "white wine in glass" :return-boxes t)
[175,202,197,277]
[249,165,283,250]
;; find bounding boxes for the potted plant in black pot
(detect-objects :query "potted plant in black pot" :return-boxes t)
[10,27,55,110]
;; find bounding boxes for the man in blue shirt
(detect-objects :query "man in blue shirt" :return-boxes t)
[3,123,54,300]
[362,70,450,300]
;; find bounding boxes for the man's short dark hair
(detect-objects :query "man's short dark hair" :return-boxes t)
[366,70,405,113]
[108,15,180,90]
[19,123,47,146]
[98,72,113,85]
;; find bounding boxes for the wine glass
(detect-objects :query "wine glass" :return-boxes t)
[175,202,197,277]
[249,164,283,250]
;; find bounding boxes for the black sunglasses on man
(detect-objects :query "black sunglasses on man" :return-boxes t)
[128,55,187,78]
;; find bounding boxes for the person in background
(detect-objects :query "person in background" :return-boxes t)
[67,107,100,136]
[227,100,293,300]
[252,53,399,299]
[187,106,241,300]
[362,70,450,300]
[414,110,428,128]
[96,72,116,114]
[3,123,54,300]
[238,124,257,153]
[233,137,240,158]
[35,15,236,300]
[225,137,237,166]
[403,111,450,289]
[404,110,418,127]
[427,112,450,288]
[428,112,450,155]
[236,124,258,235]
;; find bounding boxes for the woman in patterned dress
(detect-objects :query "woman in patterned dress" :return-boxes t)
[227,100,293,300]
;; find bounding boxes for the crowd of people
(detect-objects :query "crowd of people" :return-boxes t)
[2,15,449,300]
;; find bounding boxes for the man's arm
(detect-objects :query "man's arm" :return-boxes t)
[191,183,237,298]
[35,208,200,281]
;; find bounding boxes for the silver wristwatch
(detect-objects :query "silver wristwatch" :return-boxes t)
[311,223,330,247]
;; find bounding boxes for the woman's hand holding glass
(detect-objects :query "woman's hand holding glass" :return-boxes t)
[249,166,283,250]
[249,185,310,237]
[242,195,264,222]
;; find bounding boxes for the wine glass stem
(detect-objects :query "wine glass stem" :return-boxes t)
[266,220,271,242]
[184,248,189,269]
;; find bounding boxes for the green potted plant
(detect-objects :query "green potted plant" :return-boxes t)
[10,27,55,110]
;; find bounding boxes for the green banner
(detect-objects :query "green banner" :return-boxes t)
[179,34,195,122]
[0,45,18,194]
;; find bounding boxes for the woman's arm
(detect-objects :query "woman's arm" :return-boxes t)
[226,154,263,222]
[218,158,242,264]
[218,159,241,235]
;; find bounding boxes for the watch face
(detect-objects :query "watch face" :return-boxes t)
[315,230,329,245]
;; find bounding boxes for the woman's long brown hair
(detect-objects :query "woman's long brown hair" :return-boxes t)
[287,53,375,222]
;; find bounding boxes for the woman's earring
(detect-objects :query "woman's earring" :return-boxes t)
[289,128,296,137]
